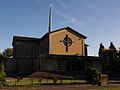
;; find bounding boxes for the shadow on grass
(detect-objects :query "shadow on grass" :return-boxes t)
[110,81,120,84]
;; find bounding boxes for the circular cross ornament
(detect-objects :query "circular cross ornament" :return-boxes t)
[62,35,73,52]
[63,36,72,47]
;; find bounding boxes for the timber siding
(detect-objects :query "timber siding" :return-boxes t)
[38,34,49,54]
[13,40,40,58]
[13,35,49,58]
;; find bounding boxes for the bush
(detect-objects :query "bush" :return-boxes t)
[0,53,4,59]
[0,62,6,87]
[0,76,6,87]
[86,67,101,85]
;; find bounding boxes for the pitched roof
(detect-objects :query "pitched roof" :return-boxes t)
[13,36,41,41]
[12,36,41,46]
[12,26,87,45]
[47,27,87,39]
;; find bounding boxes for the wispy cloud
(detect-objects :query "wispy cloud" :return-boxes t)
[60,17,85,26]
[53,6,85,26]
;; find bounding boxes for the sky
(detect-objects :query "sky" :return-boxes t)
[0,0,120,56]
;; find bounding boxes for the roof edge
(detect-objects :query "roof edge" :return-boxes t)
[49,26,87,39]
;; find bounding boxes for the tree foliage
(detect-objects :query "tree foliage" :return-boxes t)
[0,53,4,59]
[2,48,13,58]
[86,67,101,85]
[109,42,116,50]
[0,61,6,86]
[98,42,119,72]
[99,43,105,56]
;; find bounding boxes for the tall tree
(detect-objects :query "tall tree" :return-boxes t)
[98,43,105,56]
[98,42,119,72]
[109,42,116,50]
[108,42,117,58]
[2,48,13,58]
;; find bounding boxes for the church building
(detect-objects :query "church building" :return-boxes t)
[11,6,102,75]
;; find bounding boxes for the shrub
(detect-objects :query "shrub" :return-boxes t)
[0,62,6,87]
[0,53,4,59]
[86,67,101,85]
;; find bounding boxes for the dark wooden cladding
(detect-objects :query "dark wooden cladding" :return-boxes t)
[13,35,49,58]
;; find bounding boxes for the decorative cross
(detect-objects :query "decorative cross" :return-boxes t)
[60,35,74,52]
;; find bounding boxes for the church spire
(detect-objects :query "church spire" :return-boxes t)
[48,5,52,33]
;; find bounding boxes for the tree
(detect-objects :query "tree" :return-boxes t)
[0,61,6,86]
[0,62,6,77]
[86,67,101,85]
[98,42,119,72]
[0,55,6,86]
[109,42,116,50]
[98,43,105,56]
[2,48,13,58]
[108,42,117,58]
[0,53,4,59]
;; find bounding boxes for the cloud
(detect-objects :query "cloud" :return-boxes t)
[60,17,85,26]
[53,6,85,26]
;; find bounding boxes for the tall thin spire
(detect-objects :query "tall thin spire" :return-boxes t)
[49,4,52,33]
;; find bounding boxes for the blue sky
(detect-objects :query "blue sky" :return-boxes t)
[0,0,120,56]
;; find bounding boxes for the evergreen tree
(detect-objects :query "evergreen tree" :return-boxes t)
[98,42,119,72]
[98,43,105,56]
[99,43,105,49]
[108,42,117,58]
[109,42,116,50]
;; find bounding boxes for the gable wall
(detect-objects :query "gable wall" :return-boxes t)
[49,29,85,56]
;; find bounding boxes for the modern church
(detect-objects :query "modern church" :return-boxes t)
[9,6,102,75]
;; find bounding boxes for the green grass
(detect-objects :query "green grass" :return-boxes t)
[5,80,86,86]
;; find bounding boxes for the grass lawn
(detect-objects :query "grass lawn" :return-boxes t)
[5,80,87,86]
